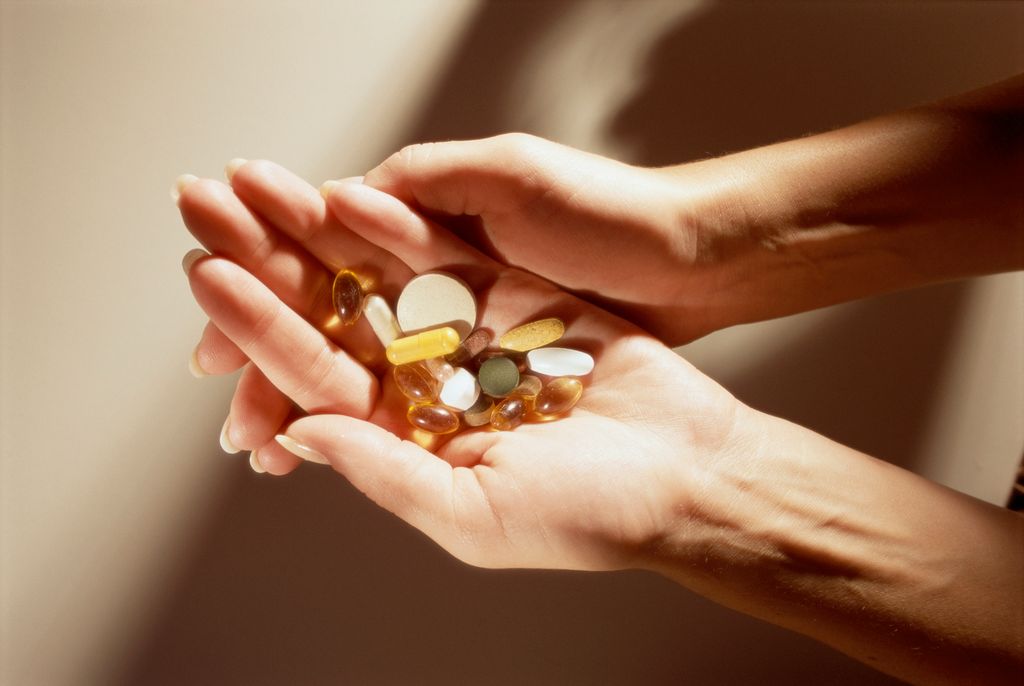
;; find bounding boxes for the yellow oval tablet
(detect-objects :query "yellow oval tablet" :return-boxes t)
[499,318,565,352]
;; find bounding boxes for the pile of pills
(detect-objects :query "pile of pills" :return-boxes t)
[332,269,593,434]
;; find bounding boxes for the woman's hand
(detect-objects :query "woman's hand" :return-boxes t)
[360,133,728,344]
[177,161,420,473]
[179,158,1022,684]
[362,77,1024,347]
[180,160,743,570]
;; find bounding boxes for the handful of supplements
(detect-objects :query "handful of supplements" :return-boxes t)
[332,269,592,435]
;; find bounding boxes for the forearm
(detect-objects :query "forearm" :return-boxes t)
[673,75,1024,333]
[646,406,1024,685]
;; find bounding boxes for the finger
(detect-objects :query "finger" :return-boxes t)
[178,176,337,334]
[192,320,249,375]
[187,255,377,417]
[321,181,496,281]
[252,436,303,476]
[227,363,295,451]
[276,413,456,538]
[228,159,411,290]
[362,134,551,217]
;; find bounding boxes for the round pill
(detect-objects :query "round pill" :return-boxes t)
[478,356,520,397]
[526,347,594,377]
[397,272,477,340]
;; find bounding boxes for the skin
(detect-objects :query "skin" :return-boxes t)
[178,75,1024,684]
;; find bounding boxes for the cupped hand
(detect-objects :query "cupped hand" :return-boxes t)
[362,133,736,344]
[181,161,744,571]
[177,161,416,472]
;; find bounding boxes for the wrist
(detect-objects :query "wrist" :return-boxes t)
[639,401,1024,685]
[657,91,1024,334]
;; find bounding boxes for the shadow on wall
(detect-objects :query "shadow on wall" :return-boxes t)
[611,1,1023,164]
[116,2,1019,684]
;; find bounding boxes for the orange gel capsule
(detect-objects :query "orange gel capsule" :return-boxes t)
[393,363,438,402]
[332,270,364,326]
[490,396,526,431]
[407,403,460,434]
[535,377,583,416]
[386,327,460,366]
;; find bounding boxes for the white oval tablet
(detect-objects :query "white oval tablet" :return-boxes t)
[439,367,481,411]
[526,347,594,377]
[396,272,477,340]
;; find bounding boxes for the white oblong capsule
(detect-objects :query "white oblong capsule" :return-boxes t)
[526,347,594,377]
[439,367,481,411]
[363,293,403,347]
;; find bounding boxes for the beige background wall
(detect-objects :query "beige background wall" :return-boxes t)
[1,1,1021,684]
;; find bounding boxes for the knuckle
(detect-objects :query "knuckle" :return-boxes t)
[396,142,434,171]
[494,132,543,160]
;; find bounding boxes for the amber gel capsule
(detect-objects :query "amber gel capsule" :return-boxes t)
[535,377,583,416]
[393,363,438,402]
[407,403,460,434]
[332,270,364,326]
[386,327,460,366]
[490,396,527,431]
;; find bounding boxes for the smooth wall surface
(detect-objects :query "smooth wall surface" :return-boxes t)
[1,2,1021,684]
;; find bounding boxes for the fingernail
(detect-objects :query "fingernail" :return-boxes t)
[220,416,240,454]
[188,346,207,378]
[319,179,342,200]
[182,248,209,275]
[249,451,266,474]
[225,158,247,182]
[170,173,199,205]
[275,434,329,464]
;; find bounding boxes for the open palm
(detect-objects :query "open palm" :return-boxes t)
[180,161,741,571]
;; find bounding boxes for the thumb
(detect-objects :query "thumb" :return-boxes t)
[362,133,556,217]
[275,414,454,535]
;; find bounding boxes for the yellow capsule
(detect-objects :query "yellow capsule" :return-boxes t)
[332,269,364,326]
[386,326,460,366]
[535,377,583,416]
[499,317,565,352]
[392,363,438,402]
[407,403,459,434]
[490,396,526,431]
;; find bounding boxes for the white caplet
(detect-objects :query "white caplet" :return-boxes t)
[363,293,403,347]
[526,347,594,377]
[439,367,481,411]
